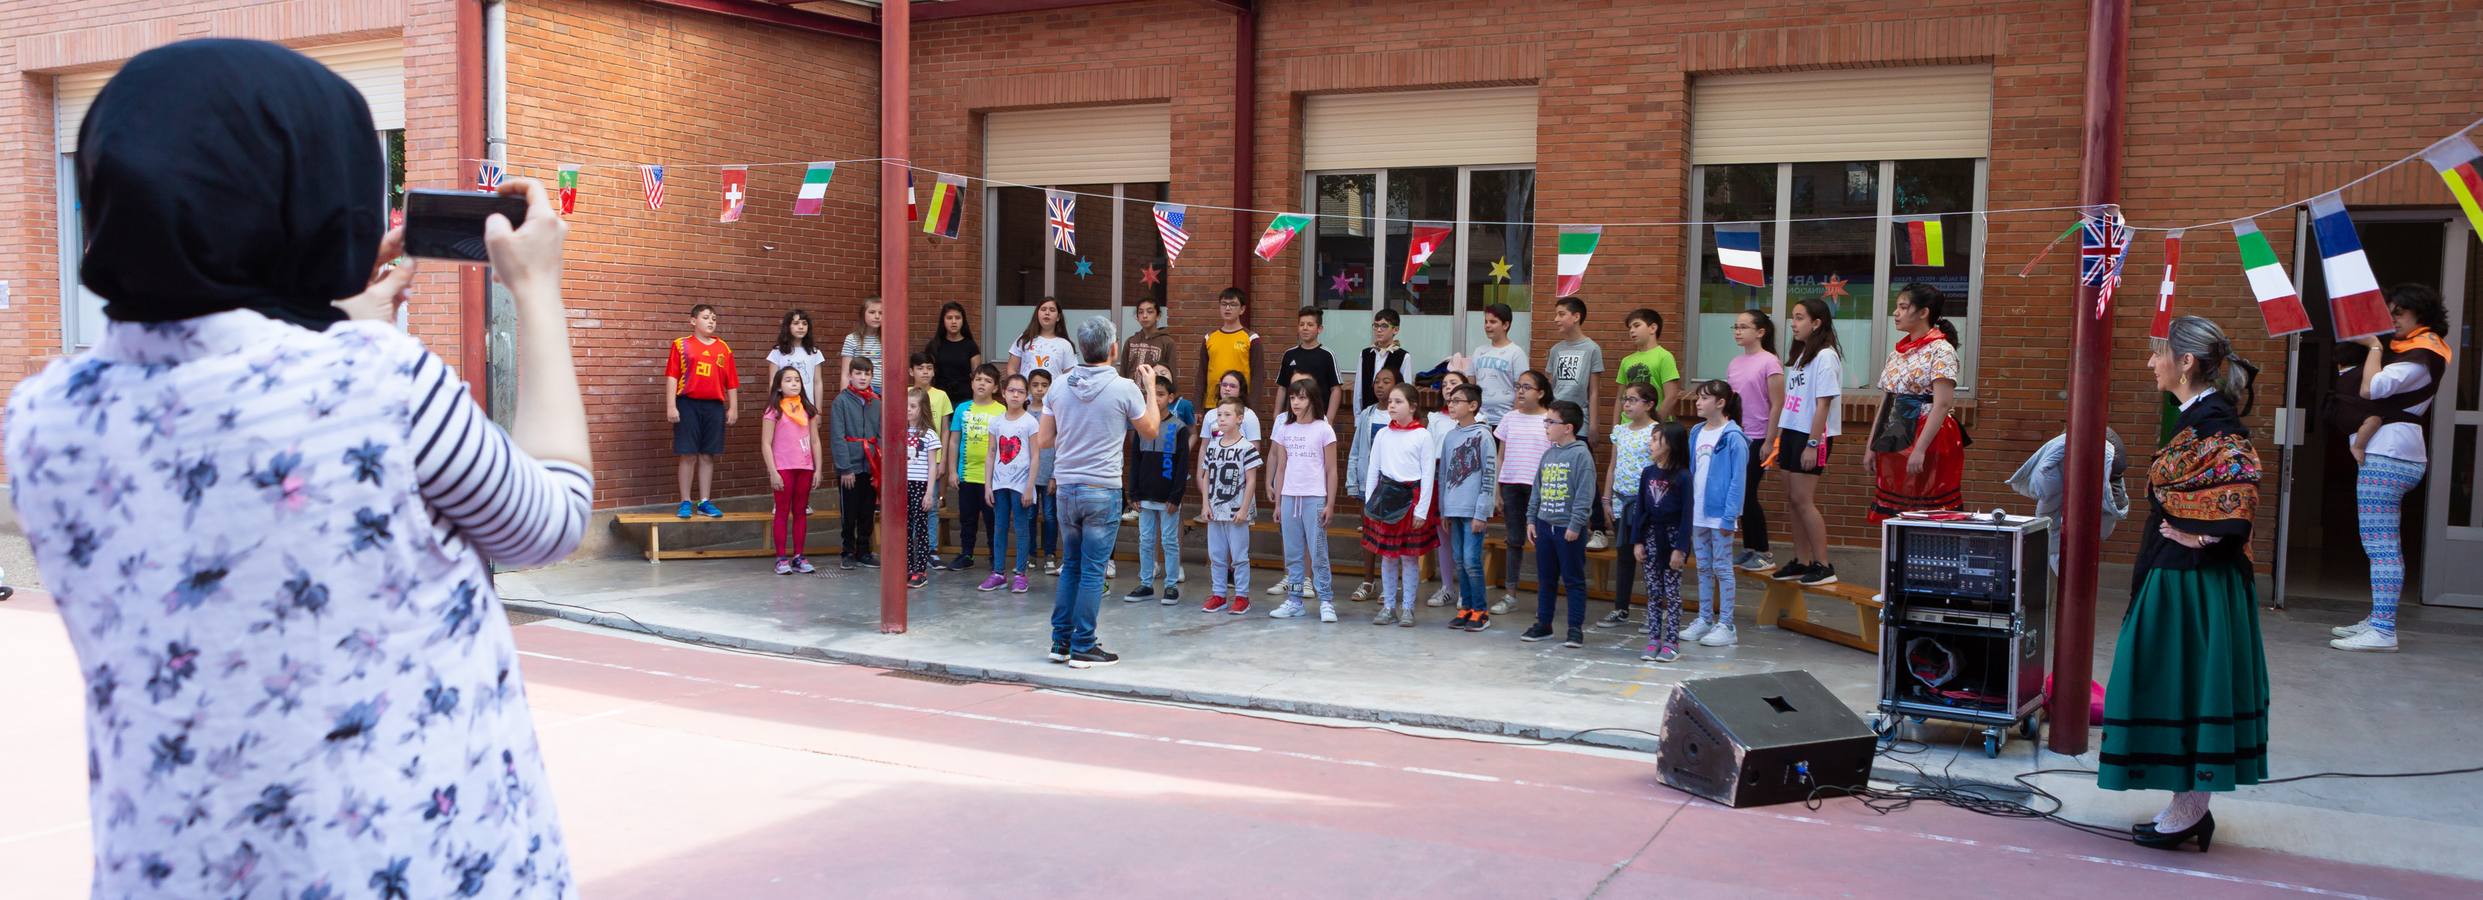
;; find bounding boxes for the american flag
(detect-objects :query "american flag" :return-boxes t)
[1046,190,1077,255]
[475,161,504,190]
[1153,202,1189,267]
[2081,213,2132,318]
[640,165,665,210]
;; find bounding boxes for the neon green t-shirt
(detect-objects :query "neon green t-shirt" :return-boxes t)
[1617,346,1683,407]
[950,400,1004,482]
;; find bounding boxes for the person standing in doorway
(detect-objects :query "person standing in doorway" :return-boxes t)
[1040,317,1167,668]
[2332,284,2452,652]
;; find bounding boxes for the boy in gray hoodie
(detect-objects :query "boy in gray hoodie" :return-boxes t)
[1523,400,1597,647]
[1438,384,1501,632]
[829,356,883,567]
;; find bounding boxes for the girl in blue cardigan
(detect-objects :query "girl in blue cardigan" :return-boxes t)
[1680,380,1751,649]
[1632,421,1694,662]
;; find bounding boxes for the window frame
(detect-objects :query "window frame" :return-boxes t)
[980,181,1171,348]
[1683,158,1988,394]
[1299,163,1537,366]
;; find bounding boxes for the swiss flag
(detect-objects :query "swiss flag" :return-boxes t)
[720,168,748,223]
[1403,225,1452,284]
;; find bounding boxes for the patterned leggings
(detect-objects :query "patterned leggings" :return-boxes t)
[906,480,933,577]
[1641,542,1683,651]
[2358,454,2424,635]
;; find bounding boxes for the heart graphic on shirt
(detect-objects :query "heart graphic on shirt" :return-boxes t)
[993,434,1022,465]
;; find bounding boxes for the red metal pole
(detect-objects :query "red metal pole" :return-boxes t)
[1228,5,1256,297]
[2050,0,2130,756]
[456,0,488,403]
[878,0,911,633]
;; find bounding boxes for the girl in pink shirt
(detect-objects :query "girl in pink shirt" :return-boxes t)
[762,366,823,574]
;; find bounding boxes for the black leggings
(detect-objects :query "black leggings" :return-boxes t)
[1741,446,1771,553]
[956,483,993,558]
[840,472,877,556]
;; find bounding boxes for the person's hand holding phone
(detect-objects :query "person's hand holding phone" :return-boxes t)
[482,179,566,299]
[332,226,415,322]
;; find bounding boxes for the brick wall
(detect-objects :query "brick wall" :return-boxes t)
[504,0,879,509]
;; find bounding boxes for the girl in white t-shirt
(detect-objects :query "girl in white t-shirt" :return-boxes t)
[840,297,885,392]
[1008,296,1077,381]
[1771,297,1844,587]
[768,309,828,403]
[1265,379,1340,622]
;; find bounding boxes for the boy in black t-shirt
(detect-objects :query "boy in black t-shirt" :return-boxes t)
[1279,306,1344,423]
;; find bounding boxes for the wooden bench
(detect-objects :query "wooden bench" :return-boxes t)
[615,509,962,562]
[1479,537,1880,653]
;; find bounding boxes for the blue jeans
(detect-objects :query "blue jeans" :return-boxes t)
[1692,525,1737,623]
[1533,518,1588,631]
[1036,484,1059,556]
[1050,483,1122,653]
[1136,504,1184,588]
[991,488,1034,574]
[1446,516,1488,612]
[1279,496,1334,603]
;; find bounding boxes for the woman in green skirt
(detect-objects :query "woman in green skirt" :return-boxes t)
[2102,315,2269,852]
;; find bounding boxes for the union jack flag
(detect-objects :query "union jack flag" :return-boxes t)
[1046,190,1077,255]
[2081,212,2132,318]
[475,161,504,190]
[1153,202,1189,267]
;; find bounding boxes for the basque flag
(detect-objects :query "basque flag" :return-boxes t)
[1714,223,1765,287]
[2309,192,2392,341]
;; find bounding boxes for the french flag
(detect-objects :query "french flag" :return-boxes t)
[1715,223,1765,288]
[2309,192,2392,342]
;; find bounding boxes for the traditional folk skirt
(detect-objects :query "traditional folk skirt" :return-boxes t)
[1867,414,1965,523]
[2098,563,2272,793]
[1360,480,1442,558]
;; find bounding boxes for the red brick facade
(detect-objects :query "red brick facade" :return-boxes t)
[9,0,2481,562]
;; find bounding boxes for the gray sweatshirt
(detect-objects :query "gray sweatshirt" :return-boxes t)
[827,388,880,476]
[1527,439,1597,529]
[1437,421,1499,519]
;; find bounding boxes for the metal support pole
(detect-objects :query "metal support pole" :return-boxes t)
[2050,0,2131,756]
[878,0,912,633]
[1228,5,1256,297]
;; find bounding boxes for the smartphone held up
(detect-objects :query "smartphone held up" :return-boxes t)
[404,188,529,262]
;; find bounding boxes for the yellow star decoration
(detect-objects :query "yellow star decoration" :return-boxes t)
[1488,257,1513,283]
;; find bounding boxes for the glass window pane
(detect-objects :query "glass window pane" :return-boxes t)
[1463,169,1535,362]
[1118,183,1174,340]
[993,184,1111,344]
[1787,161,1880,389]
[1383,167,1458,318]
[1892,159,1977,387]
[1694,164,1777,380]
[1310,174,1377,311]
[1050,183,1115,313]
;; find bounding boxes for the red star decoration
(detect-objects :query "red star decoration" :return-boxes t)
[1822,273,1850,301]
[1139,263,1162,288]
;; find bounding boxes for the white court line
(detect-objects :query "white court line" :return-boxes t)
[0,819,90,846]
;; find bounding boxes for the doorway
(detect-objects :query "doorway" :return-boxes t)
[2280,210,2475,607]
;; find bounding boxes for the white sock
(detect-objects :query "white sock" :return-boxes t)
[2154,791,2211,832]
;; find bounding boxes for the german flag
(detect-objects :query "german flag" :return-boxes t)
[1894,215,1945,267]
[922,173,964,239]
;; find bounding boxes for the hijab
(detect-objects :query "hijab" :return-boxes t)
[76,39,384,331]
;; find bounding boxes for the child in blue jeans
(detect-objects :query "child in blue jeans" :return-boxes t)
[1436,384,1499,632]
[1029,368,1060,573]
[1632,421,1693,662]
[1679,380,1751,649]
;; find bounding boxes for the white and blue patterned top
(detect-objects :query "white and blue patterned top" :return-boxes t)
[5,311,591,899]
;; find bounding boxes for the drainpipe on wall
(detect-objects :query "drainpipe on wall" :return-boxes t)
[482,0,518,424]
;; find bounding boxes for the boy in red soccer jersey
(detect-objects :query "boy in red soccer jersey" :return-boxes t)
[667,303,740,518]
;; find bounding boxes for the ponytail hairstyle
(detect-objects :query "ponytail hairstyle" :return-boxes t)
[1622,381,1660,421]
[1691,377,1742,425]
[1738,308,1778,356]
[2386,283,2449,337]
[1897,282,1959,347]
[1517,369,1553,397]
[1787,297,1843,369]
[1652,421,1692,473]
[2158,315,2259,416]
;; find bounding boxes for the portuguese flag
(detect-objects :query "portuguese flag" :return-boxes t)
[1253,213,1312,261]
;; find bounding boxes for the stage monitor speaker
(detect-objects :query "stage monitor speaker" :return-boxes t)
[1657,671,1877,808]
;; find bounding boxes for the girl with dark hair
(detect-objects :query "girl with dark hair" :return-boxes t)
[769,308,826,402]
[926,300,983,406]
[1633,420,1695,662]
[1770,298,1844,586]
[1727,309,1785,570]
[2106,314,2267,852]
[1679,380,1752,648]
[1266,377,1341,621]
[1598,382,1662,628]
[1362,382,1442,626]
[1493,370,1557,610]
[1009,296,1076,380]
[2332,283,2454,652]
[1868,283,1967,523]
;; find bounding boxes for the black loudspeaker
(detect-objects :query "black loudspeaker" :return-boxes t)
[1657,671,1878,808]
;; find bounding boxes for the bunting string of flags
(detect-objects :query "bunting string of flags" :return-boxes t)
[454,112,2483,340]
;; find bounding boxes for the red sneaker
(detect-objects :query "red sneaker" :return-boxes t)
[1201,594,1229,613]
[1227,597,1252,615]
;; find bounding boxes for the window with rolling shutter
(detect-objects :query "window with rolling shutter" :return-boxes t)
[1301,87,1538,171]
[1690,65,1991,166]
[54,39,404,151]
[983,104,1171,186]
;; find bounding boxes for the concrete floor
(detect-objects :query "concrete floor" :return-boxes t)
[500,540,2483,879]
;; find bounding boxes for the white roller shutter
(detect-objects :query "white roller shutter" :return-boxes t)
[56,39,404,151]
[984,104,1170,185]
[1691,65,1991,165]
[1303,87,1536,171]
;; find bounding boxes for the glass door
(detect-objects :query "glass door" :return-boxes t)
[2422,215,2481,608]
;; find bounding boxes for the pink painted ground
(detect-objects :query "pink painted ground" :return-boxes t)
[1,591,2470,899]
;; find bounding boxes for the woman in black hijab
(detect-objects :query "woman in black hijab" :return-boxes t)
[10,39,591,898]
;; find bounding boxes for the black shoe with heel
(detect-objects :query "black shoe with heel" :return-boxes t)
[2133,812,2214,852]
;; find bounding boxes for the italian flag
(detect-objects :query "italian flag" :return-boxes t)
[2233,218,2309,337]
[1555,225,1600,298]
[1254,213,1312,261]
[793,162,835,216]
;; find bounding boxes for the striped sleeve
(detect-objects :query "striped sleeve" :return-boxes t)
[405,348,593,567]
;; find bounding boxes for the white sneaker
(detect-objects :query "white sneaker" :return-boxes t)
[1699,623,1739,647]
[1266,578,1297,596]
[1106,561,1118,578]
[1736,550,1774,572]
[1351,582,1373,602]
[1586,531,1612,551]
[1044,560,1062,575]
[2330,617,2375,638]
[1679,617,1715,643]
[1270,599,1306,619]
[2329,629,2399,652]
[1490,595,1515,615]
[1121,510,1140,523]
[1426,586,1452,607]
[1319,602,1339,623]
